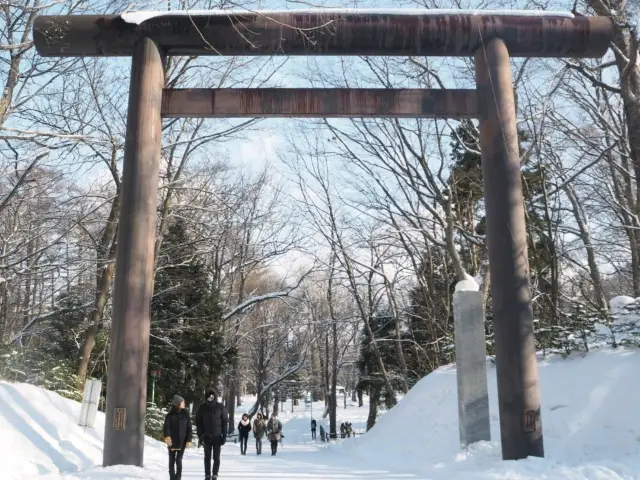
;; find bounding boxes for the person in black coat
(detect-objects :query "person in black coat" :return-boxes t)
[163,395,192,480]
[310,418,317,440]
[237,413,252,455]
[195,389,228,480]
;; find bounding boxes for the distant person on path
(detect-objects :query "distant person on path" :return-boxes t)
[310,418,317,440]
[163,394,192,480]
[196,389,228,480]
[253,413,266,455]
[340,422,346,439]
[267,412,283,456]
[237,413,251,455]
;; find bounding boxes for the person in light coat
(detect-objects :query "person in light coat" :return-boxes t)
[266,412,283,456]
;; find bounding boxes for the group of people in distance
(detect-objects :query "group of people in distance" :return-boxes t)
[340,421,354,438]
[162,388,284,480]
[236,412,283,456]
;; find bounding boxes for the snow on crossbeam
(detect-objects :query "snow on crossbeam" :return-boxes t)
[120,9,577,24]
[33,10,612,58]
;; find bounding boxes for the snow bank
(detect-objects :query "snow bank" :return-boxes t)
[5,349,640,479]
[339,348,640,479]
[610,295,636,314]
[120,9,574,25]
[0,382,166,479]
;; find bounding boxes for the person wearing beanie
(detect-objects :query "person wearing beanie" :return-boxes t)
[196,388,228,480]
[163,394,192,480]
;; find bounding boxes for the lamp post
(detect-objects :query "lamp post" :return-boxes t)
[150,369,160,406]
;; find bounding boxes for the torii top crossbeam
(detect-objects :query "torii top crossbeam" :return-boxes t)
[33,9,612,58]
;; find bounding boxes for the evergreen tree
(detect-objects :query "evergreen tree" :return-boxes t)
[404,247,456,384]
[150,219,227,408]
[447,122,558,349]
[449,120,484,273]
[357,309,403,430]
[46,287,95,365]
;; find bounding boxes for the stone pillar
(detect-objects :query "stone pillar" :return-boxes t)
[453,290,491,448]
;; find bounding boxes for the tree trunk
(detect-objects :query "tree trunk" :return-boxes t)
[76,243,117,388]
[366,387,379,431]
[273,389,279,416]
[324,332,330,406]
[378,265,409,393]
[330,319,338,439]
[76,190,120,387]
[310,345,320,401]
[226,363,238,434]
[564,183,608,312]
[444,195,468,281]
[21,234,33,328]
[358,388,364,408]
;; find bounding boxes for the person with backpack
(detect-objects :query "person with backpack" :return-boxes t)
[310,418,317,440]
[253,413,266,455]
[267,412,283,456]
[195,389,228,480]
[237,413,251,455]
[163,395,192,480]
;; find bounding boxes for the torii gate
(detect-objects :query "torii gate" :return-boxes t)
[33,9,612,467]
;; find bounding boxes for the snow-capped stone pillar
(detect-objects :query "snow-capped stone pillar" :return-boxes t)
[453,287,491,448]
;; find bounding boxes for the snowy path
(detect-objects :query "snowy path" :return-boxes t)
[178,444,418,479]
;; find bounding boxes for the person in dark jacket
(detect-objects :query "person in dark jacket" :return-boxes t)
[310,418,317,440]
[237,413,251,455]
[163,395,192,480]
[266,412,283,456]
[195,389,228,480]
[253,413,266,455]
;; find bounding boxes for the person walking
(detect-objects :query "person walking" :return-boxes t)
[253,413,266,455]
[340,422,346,439]
[163,395,192,480]
[310,419,317,440]
[266,412,283,456]
[195,389,228,480]
[237,413,251,455]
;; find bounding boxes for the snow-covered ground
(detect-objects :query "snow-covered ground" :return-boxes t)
[3,347,640,479]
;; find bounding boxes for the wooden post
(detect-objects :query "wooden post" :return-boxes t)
[103,37,164,467]
[475,37,544,460]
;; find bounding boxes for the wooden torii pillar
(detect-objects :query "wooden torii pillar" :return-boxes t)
[33,9,612,467]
